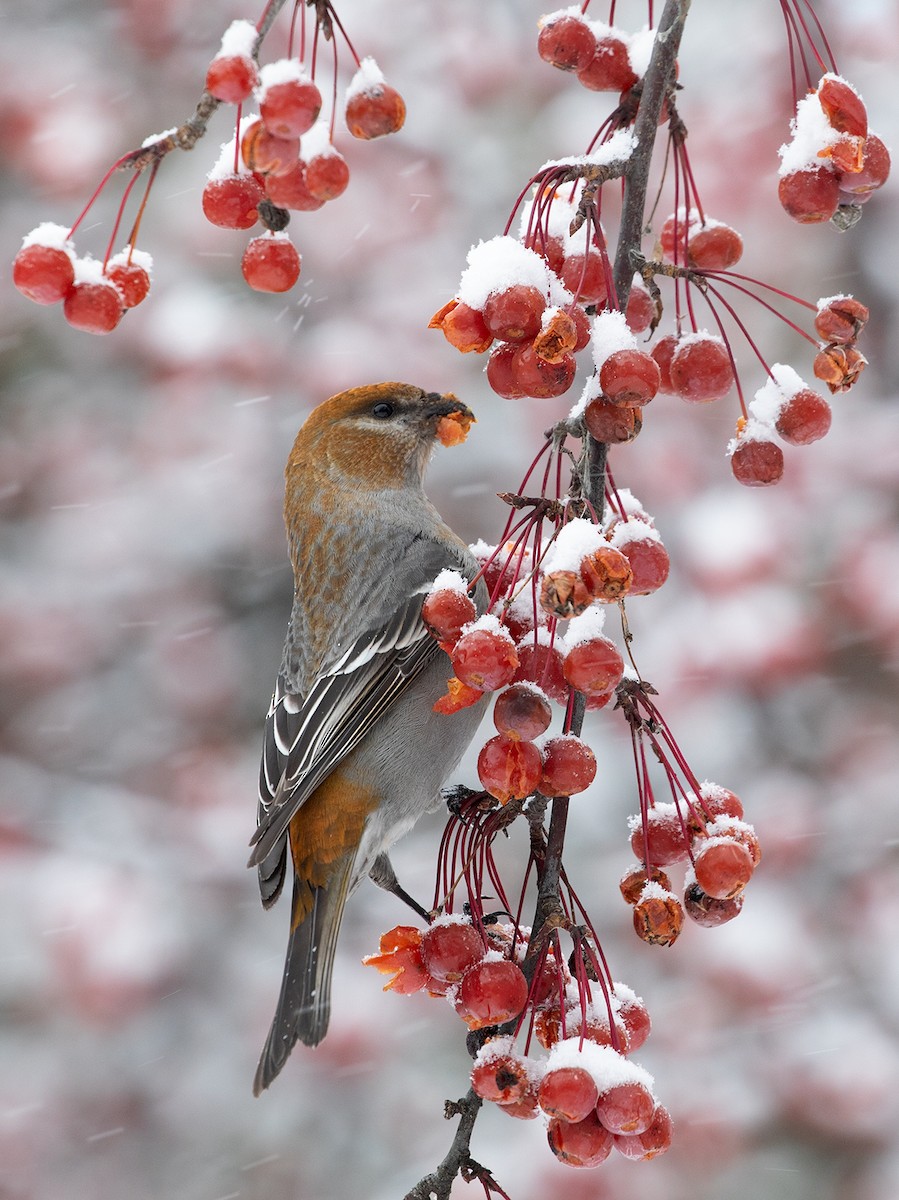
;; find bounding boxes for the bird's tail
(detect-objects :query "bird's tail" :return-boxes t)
[252,858,354,1095]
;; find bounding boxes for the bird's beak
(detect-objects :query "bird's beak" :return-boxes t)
[424,391,475,422]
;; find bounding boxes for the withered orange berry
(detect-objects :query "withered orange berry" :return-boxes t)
[813,343,866,392]
[814,296,869,344]
[619,864,672,905]
[539,569,592,619]
[532,308,578,362]
[432,676,484,715]
[580,544,633,601]
[632,891,684,946]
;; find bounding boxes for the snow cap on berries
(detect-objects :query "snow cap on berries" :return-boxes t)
[457,235,551,311]
[779,90,845,176]
[21,222,75,253]
[428,568,469,596]
[346,56,386,100]
[548,1037,655,1093]
[609,516,662,548]
[591,309,638,371]
[748,363,808,427]
[217,18,257,59]
[461,612,516,643]
[542,517,605,575]
[563,606,607,646]
[726,416,776,456]
[208,113,260,179]
[107,246,153,279]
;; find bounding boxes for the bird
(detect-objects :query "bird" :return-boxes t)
[248,382,487,1095]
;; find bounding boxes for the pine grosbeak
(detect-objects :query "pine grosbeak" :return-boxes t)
[248,382,487,1094]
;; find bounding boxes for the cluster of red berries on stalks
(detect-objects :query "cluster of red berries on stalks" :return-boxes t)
[364,914,671,1168]
[422,508,669,804]
[11,224,153,335]
[536,7,654,98]
[202,18,405,293]
[778,73,890,225]
[620,781,760,946]
[12,4,407,324]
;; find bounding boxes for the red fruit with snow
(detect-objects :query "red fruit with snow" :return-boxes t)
[457,959,529,1029]
[241,234,301,293]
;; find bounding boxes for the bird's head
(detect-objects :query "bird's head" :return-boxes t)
[286,382,475,492]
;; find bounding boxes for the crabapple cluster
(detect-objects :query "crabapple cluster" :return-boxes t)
[13,223,152,335]
[13,7,407,324]
[363,916,529,1030]
[423,508,671,804]
[202,42,403,294]
[778,74,890,224]
[621,782,760,944]
[364,913,671,1168]
[536,8,651,97]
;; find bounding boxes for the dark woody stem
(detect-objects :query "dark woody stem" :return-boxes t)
[406,5,692,1198]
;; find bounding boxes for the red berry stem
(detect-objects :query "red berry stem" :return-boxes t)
[100,166,143,271]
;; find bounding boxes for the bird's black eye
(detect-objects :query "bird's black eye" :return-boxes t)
[372,402,395,420]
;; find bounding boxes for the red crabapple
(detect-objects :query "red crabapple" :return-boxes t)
[778,166,840,223]
[492,683,552,739]
[599,348,661,407]
[457,959,529,1029]
[345,62,406,139]
[263,162,325,211]
[577,34,637,93]
[584,396,643,444]
[202,173,265,229]
[539,1067,600,1123]
[669,334,734,402]
[240,120,301,176]
[693,838,755,899]
[613,1104,673,1159]
[420,920,484,983]
[241,234,301,293]
[451,625,518,691]
[730,434,784,487]
[259,74,322,139]
[510,342,577,398]
[562,636,624,697]
[13,238,75,305]
[477,734,543,804]
[513,642,569,706]
[537,14,596,72]
[483,285,546,342]
[486,343,527,398]
[541,735,597,796]
[305,150,351,201]
[105,255,150,309]
[683,881,744,927]
[547,1111,614,1168]
[817,75,867,138]
[625,278,657,332]
[63,279,124,334]
[614,532,670,595]
[206,55,258,103]
[595,1081,656,1135]
[840,132,890,195]
[687,223,744,271]
[650,333,678,392]
[629,806,690,867]
[422,587,477,645]
[471,1047,532,1104]
[560,251,608,305]
[775,388,832,445]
